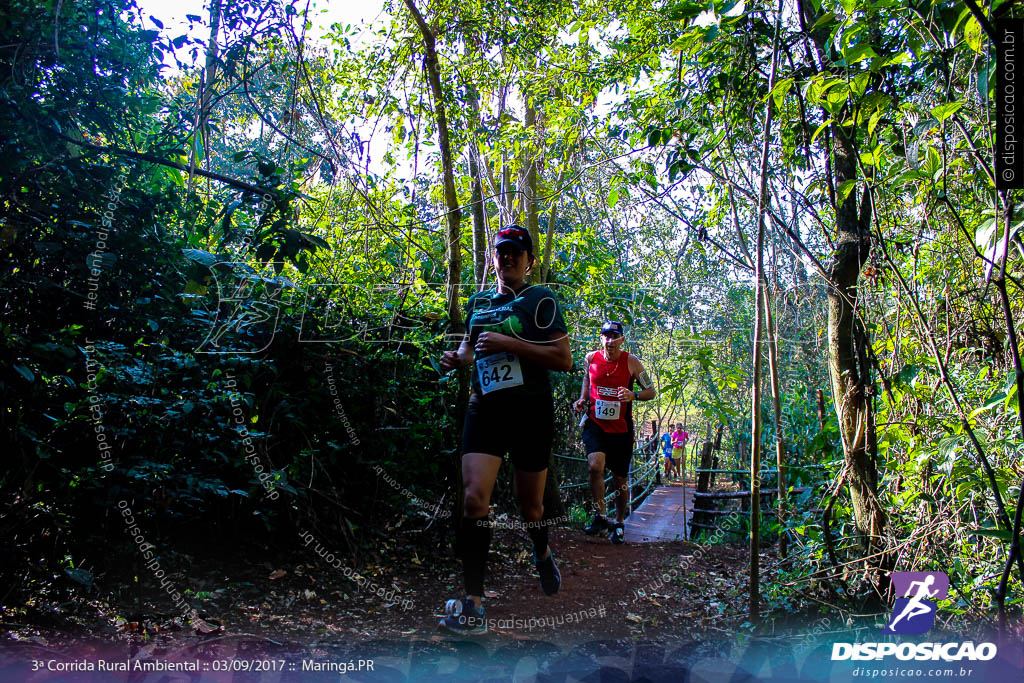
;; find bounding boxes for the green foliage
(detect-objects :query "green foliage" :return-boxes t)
[1,0,1022,629]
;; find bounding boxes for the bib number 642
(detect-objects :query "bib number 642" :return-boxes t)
[476,353,524,394]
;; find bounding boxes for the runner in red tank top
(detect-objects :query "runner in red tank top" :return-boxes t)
[572,321,656,544]
[587,345,634,433]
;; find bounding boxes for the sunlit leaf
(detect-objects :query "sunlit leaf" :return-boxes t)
[930,102,962,123]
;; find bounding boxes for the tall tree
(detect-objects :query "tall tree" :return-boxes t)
[403,0,464,338]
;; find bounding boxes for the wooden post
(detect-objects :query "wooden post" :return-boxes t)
[681,450,687,538]
[817,388,826,431]
[709,425,723,489]
[738,441,749,512]
[691,432,720,540]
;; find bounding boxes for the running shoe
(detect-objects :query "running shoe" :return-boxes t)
[534,551,561,595]
[611,522,626,544]
[438,597,487,635]
[583,513,608,536]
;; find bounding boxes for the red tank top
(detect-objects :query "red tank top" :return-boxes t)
[587,350,633,434]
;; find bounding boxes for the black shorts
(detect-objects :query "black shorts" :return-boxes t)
[462,391,553,472]
[582,419,633,477]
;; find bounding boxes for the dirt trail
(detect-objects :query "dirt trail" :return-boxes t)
[2,526,751,650]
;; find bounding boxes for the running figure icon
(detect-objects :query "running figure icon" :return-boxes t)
[886,575,938,631]
[882,571,948,635]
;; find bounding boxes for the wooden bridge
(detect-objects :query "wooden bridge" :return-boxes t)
[556,424,821,543]
[625,481,694,542]
[555,425,695,542]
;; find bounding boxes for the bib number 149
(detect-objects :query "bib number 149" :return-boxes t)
[594,399,620,420]
[477,353,524,394]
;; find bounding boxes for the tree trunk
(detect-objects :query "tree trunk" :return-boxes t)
[403,0,468,519]
[797,0,886,559]
[403,0,463,331]
[749,215,764,625]
[524,101,541,281]
[993,194,1024,620]
[188,0,222,190]
[763,291,787,558]
[465,83,488,288]
[469,150,487,288]
[539,168,566,283]
[826,124,885,552]
[747,0,783,622]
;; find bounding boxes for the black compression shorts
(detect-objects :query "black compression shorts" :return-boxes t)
[582,419,633,477]
[462,391,553,472]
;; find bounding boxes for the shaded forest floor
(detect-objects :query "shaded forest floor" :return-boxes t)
[2,526,764,654]
[5,524,1022,680]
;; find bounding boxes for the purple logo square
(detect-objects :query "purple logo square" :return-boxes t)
[882,571,948,635]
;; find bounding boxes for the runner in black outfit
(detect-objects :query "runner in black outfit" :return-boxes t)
[438,225,571,635]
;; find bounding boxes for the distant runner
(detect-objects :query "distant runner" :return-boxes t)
[671,425,689,481]
[573,321,655,544]
[661,426,674,480]
[437,225,571,635]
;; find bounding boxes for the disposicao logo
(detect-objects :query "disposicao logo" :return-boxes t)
[884,571,948,635]
[831,571,997,662]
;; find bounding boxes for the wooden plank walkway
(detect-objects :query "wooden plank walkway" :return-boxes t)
[624,481,695,542]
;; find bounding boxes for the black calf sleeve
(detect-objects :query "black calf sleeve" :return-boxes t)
[459,515,490,597]
[527,524,549,558]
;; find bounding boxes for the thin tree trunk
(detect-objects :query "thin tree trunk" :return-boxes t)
[503,164,514,224]
[403,0,463,334]
[763,289,787,558]
[540,167,566,283]
[188,0,222,191]
[474,83,507,228]
[749,258,765,624]
[465,82,487,288]
[403,0,467,518]
[469,149,487,287]
[979,194,1023,619]
[524,101,541,260]
[747,0,784,623]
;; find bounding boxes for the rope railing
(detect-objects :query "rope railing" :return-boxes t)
[629,454,661,506]
[694,465,829,475]
[555,431,661,511]
[694,468,780,475]
[689,476,827,539]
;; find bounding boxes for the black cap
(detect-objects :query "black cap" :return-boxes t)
[601,320,624,337]
[495,225,533,254]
